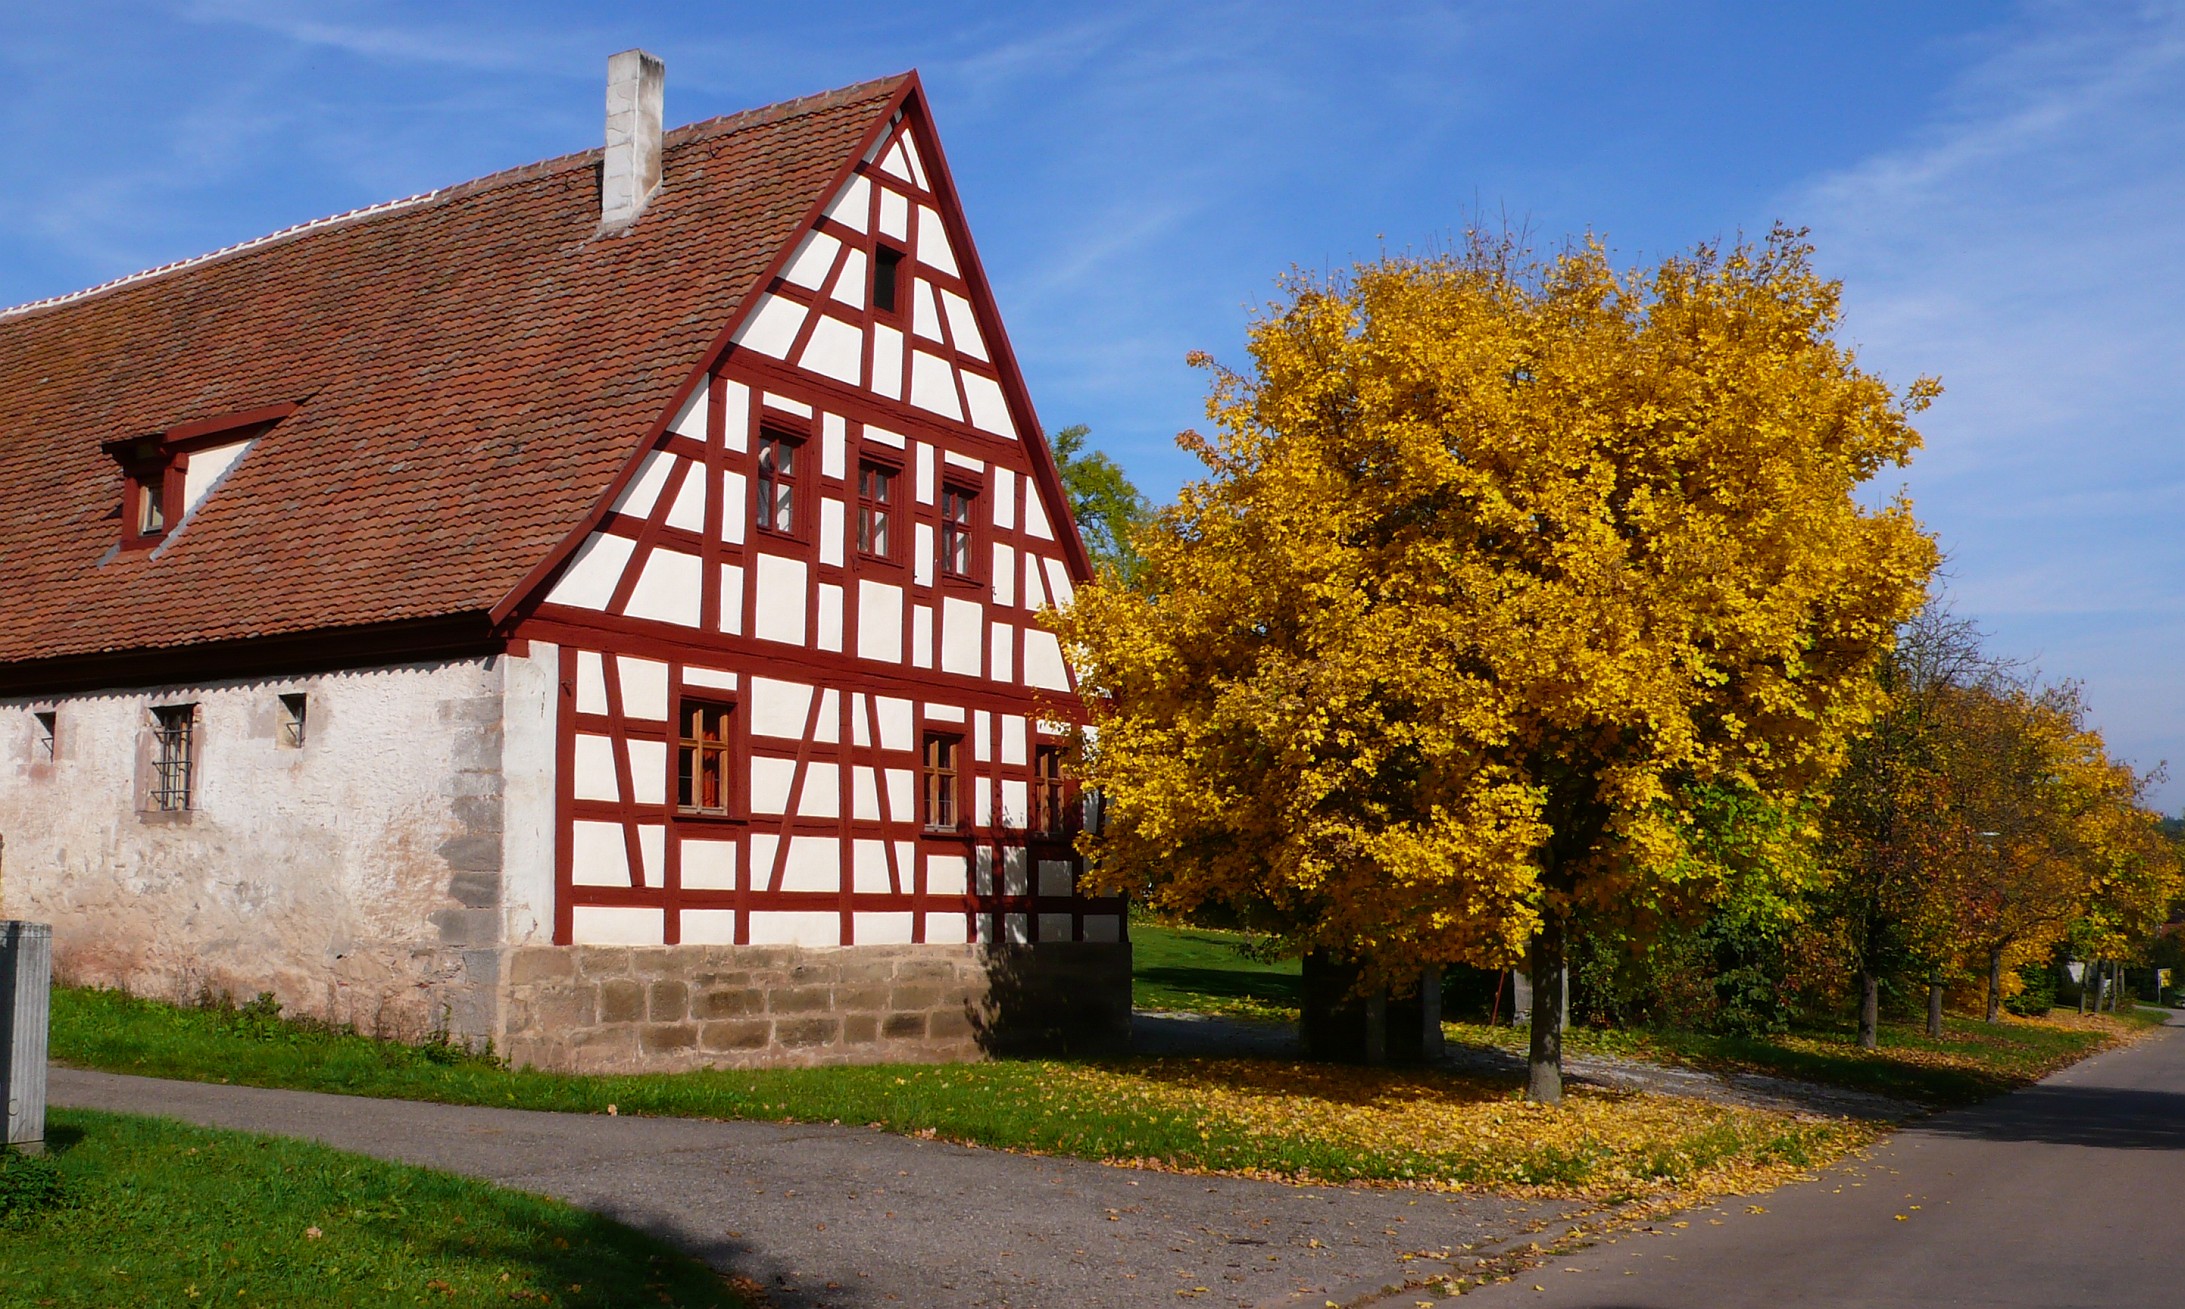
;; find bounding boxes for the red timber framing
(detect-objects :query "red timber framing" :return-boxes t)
[511,81,1116,951]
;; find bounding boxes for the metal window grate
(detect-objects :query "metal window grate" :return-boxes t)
[278,693,308,749]
[150,704,196,811]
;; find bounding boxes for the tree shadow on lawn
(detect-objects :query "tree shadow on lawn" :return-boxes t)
[1115,1055,1526,1110]
[1135,963,1305,1010]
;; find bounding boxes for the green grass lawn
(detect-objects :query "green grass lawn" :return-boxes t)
[1131,923,1302,1017]
[1126,922,2161,1106]
[0,1108,744,1308]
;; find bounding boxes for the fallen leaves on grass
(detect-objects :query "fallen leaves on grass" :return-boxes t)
[1021,1059,1875,1202]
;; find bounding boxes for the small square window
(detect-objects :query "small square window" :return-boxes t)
[873,244,906,316]
[278,693,308,749]
[857,460,896,558]
[150,703,197,812]
[677,700,736,815]
[939,484,977,580]
[757,429,802,535]
[31,711,55,763]
[922,732,961,831]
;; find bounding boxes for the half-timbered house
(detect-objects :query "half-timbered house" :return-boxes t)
[0,52,1128,1070]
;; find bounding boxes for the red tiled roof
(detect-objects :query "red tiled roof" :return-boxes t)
[0,75,911,673]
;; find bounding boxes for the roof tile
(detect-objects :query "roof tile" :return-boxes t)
[0,75,908,665]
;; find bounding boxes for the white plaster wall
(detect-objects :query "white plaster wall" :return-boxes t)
[0,655,517,1042]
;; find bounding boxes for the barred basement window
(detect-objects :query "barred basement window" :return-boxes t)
[677,700,736,816]
[922,732,960,831]
[31,711,55,763]
[150,704,198,811]
[278,693,308,749]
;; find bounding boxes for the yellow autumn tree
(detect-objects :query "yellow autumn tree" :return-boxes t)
[1056,228,1938,1101]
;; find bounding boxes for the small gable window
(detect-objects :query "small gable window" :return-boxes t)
[922,732,960,831]
[939,484,978,581]
[873,244,906,316]
[1034,744,1068,836]
[677,700,736,816]
[857,460,896,558]
[757,428,802,536]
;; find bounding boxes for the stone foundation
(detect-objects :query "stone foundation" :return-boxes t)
[499,941,1131,1073]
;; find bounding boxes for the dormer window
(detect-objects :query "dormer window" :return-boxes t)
[102,402,295,553]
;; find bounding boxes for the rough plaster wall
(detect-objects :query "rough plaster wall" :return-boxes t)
[0,657,510,1042]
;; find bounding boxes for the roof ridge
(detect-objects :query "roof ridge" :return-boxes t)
[0,72,912,324]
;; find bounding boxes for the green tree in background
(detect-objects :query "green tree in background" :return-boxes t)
[1050,424,1151,585]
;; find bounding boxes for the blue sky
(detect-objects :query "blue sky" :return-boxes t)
[7,2,2184,806]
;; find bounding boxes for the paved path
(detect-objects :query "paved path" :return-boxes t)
[1455,1012,2185,1308]
[51,1068,1575,1308]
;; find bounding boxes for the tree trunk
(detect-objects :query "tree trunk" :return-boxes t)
[1927,978,1945,1038]
[1858,969,1879,1050]
[1363,989,1388,1065]
[2078,961,2091,1015]
[1526,915,1566,1104]
[1985,946,2003,1024]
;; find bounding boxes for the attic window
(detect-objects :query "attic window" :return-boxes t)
[102,402,296,552]
[873,244,905,316]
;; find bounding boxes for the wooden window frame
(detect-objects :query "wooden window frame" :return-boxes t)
[856,458,898,560]
[102,403,294,552]
[938,481,980,584]
[149,703,198,812]
[922,731,962,833]
[676,697,739,819]
[755,425,805,540]
[1034,744,1070,837]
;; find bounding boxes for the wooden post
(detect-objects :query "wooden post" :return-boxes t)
[0,923,49,1154]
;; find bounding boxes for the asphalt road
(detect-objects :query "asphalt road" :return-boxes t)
[1457,1010,2185,1309]
[49,1067,1574,1309]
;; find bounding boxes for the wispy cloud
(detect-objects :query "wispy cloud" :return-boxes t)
[1789,0,2185,795]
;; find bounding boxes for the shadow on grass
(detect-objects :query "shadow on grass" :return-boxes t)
[1136,965,1305,1010]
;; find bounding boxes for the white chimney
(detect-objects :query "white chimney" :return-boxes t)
[601,49,665,229]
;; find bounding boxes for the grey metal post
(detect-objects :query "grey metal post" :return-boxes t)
[0,923,49,1153]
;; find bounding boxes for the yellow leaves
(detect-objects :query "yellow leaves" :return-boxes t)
[1059,228,1935,980]
[1032,1058,1868,1201]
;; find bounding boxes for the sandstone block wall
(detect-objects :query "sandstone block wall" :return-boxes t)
[499,940,1131,1072]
